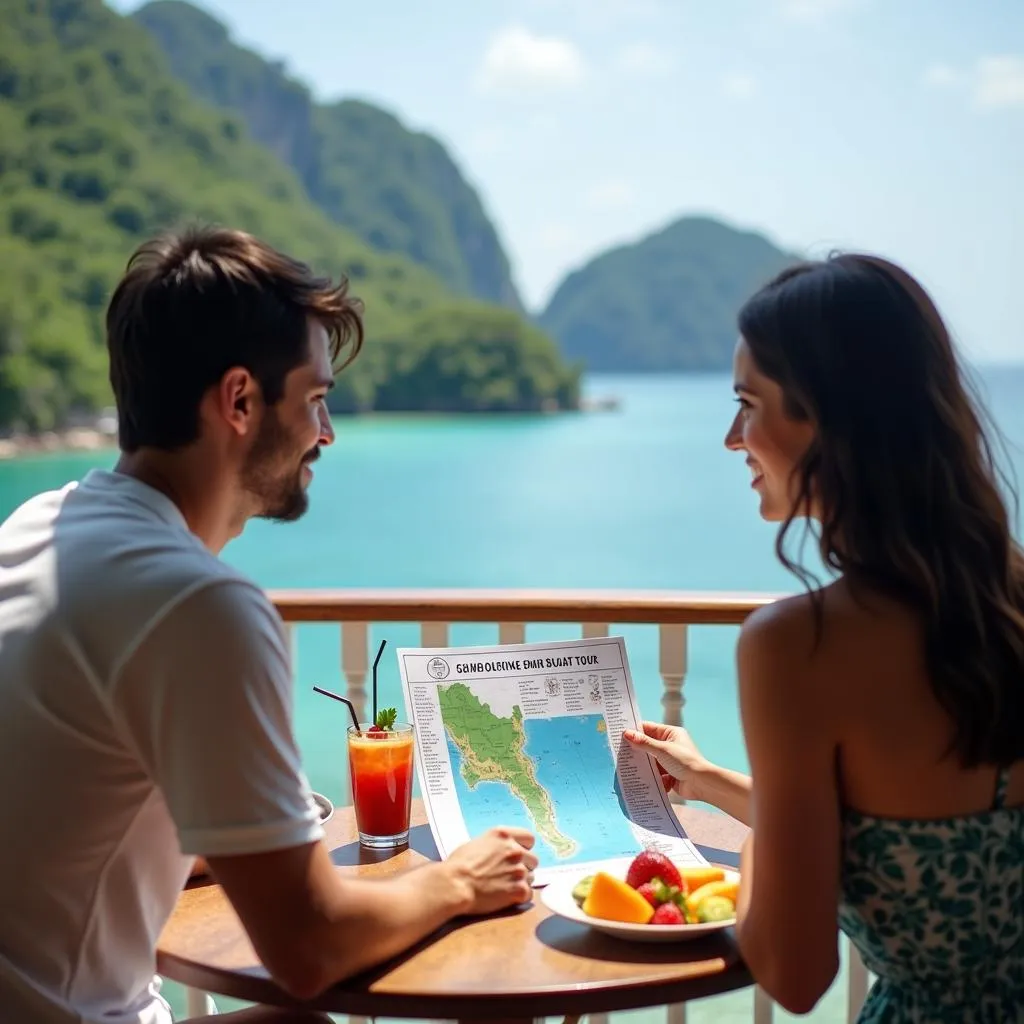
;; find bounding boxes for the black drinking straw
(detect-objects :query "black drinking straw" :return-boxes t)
[312,685,361,733]
[371,638,387,726]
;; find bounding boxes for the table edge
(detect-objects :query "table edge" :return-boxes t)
[159,802,753,1015]
[157,945,754,1017]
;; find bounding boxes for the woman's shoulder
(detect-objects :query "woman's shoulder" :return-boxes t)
[743,578,916,646]
[739,579,916,698]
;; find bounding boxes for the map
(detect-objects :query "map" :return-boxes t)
[398,636,707,884]
[440,683,639,865]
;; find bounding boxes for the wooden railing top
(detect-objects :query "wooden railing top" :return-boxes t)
[267,588,783,625]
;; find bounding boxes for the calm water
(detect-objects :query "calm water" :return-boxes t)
[4,368,1024,1022]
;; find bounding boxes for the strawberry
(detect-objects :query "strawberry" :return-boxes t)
[635,882,661,908]
[625,850,683,891]
[365,707,398,739]
[651,902,686,926]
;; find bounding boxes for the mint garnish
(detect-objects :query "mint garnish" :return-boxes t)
[375,707,398,730]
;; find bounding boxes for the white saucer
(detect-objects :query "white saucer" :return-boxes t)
[540,857,738,943]
[311,792,334,823]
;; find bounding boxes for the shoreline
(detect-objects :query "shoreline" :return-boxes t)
[0,396,621,461]
[0,427,117,461]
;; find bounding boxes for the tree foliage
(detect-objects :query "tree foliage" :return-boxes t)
[0,0,576,432]
[132,0,523,310]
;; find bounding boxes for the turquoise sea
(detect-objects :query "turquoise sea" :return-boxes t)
[3,368,1024,1023]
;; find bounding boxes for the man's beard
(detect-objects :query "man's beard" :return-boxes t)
[241,410,319,523]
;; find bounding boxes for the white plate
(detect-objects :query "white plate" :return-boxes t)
[540,857,739,943]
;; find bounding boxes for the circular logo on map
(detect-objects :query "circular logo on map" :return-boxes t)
[426,657,450,680]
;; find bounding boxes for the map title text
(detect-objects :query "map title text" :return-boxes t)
[454,654,599,674]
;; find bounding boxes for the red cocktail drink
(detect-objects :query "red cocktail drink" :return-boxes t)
[347,723,414,848]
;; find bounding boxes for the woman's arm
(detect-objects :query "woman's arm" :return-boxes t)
[692,761,753,825]
[733,601,842,1015]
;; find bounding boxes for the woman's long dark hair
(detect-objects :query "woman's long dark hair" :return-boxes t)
[738,254,1024,768]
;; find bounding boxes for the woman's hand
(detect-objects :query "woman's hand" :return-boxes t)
[623,721,711,800]
[624,720,753,824]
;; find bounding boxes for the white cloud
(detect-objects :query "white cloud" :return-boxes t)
[476,25,586,96]
[722,72,757,100]
[779,0,857,21]
[922,64,962,89]
[615,42,674,78]
[922,56,1024,110]
[584,180,636,210]
[975,56,1024,109]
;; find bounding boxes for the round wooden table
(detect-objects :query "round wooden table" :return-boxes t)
[157,800,752,1022]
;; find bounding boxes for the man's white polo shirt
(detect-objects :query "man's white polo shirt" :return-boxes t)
[0,469,323,1023]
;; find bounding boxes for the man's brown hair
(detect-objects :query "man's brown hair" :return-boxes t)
[106,225,364,452]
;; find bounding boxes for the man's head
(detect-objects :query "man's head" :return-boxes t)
[106,225,363,522]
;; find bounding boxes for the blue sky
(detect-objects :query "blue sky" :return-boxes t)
[109,0,1024,363]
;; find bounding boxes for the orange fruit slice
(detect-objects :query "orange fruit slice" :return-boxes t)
[680,865,725,892]
[582,871,656,924]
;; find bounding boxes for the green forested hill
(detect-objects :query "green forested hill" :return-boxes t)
[0,0,576,432]
[539,216,797,372]
[131,0,524,311]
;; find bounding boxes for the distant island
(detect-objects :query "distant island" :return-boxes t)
[539,216,797,373]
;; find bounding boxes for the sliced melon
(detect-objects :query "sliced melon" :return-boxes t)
[582,871,656,924]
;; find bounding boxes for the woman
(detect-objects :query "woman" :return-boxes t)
[626,254,1024,1021]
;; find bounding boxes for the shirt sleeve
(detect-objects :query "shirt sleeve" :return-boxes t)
[110,577,324,857]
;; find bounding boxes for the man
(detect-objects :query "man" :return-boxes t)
[0,226,537,1024]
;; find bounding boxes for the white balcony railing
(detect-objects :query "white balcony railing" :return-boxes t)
[178,588,870,1024]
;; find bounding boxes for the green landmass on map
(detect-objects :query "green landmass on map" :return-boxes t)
[437,683,577,857]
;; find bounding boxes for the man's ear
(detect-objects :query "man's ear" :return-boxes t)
[217,367,261,438]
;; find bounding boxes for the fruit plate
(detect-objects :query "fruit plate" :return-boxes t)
[540,857,739,943]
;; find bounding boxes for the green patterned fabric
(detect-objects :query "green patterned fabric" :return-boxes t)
[838,768,1024,1022]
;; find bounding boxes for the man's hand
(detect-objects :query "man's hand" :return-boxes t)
[442,826,538,914]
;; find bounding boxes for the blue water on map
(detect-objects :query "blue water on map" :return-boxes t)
[447,713,641,865]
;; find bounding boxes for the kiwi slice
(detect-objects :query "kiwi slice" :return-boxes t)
[696,894,735,923]
[571,875,595,906]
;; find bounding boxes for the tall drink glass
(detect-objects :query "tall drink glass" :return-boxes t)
[347,723,414,848]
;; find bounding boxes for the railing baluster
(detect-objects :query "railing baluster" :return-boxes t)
[340,622,370,722]
[498,622,526,645]
[581,622,609,638]
[658,624,688,728]
[754,985,775,1023]
[421,621,450,647]
[667,1001,687,1024]
[847,938,869,1021]
[184,986,215,1016]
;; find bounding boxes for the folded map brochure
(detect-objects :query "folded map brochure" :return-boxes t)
[397,635,708,886]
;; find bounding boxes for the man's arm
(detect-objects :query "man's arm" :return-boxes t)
[206,826,536,1000]
[113,579,536,997]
